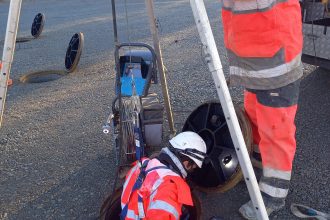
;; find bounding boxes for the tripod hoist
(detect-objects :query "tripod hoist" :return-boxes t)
[101,0,269,219]
[0,0,268,219]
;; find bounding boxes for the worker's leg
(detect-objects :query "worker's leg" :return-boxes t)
[244,91,261,145]
[240,80,300,219]
[244,91,262,169]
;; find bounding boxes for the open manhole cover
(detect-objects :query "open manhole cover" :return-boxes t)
[20,32,84,84]
[182,101,253,193]
[16,13,45,43]
[31,13,45,38]
[65,32,84,73]
[20,70,67,83]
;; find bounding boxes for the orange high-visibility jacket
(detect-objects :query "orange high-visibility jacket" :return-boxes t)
[221,0,303,89]
[121,158,193,220]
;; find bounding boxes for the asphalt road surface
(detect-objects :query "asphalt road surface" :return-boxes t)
[0,0,329,219]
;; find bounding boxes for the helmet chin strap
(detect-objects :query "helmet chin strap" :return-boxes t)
[162,147,188,178]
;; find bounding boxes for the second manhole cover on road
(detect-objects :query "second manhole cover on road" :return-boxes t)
[31,13,45,38]
[19,32,84,84]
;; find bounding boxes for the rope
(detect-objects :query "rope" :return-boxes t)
[124,0,132,64]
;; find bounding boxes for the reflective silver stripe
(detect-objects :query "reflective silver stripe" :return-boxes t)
[138,200,145,218]
[230,54,302,79]
[227,48,286,71]
[123,165,139,192]
[148,200,179,219]
[162,147,187,178]
[229,65,303,90]
[127,209,138,219]
[149,189,158,209]
[122,164,139,207]
[263,167,292,181]
[152,178,163,191]
[222,0,287,13]
[148,179,163,210]
[259,182,289,198]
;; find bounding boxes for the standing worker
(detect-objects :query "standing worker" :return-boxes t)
[220,0,303,219]
[120,131,207,220]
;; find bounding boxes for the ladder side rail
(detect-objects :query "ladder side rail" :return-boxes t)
[189,1,269,219]
[0,0,23,127]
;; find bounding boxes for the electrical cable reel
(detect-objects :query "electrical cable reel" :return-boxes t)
[104,43,163,163]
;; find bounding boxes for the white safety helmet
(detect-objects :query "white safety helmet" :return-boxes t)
[169,131,207,168]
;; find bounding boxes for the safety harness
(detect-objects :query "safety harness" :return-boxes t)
[121,146,206,219]
[120,159,169,219]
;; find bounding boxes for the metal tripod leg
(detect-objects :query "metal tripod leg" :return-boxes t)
[0,0,23,127]
[145,0,176,137]
[189,1,269,219]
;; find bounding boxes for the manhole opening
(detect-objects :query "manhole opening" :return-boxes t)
[16,37,33,43]
[20,71,67,83]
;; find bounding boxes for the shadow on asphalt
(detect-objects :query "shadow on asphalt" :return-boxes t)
[5,68,330,220]
[7,154,115,220]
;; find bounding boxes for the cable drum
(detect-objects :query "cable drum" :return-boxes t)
[121,98,135,161]
[121,97,141,162]
[182,101,253,193]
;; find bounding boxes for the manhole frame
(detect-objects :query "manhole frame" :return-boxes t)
[19,70,67,83]
[16,37,33,43]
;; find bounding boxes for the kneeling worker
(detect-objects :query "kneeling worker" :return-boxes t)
[120,131,207,220]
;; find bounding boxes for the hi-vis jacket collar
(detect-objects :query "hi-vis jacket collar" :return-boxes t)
[161,147,188,178]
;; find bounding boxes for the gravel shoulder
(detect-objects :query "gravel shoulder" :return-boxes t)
[0,0,329,219]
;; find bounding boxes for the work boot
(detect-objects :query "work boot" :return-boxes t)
[239,194,285,220]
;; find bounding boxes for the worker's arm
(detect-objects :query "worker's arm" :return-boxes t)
[146,180,182,220]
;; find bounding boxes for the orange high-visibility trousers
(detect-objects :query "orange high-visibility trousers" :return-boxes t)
[244,80,300,172]
[244,80,300,199]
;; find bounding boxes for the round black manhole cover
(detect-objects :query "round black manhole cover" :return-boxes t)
[16,13,45,43]
[31,13,45,38]
[65,32,84,73]
[20,70,67,83]
[182,101,253,193]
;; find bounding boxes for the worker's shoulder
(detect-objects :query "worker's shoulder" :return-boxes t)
[159,176,193,205]
[160,175,190,192]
